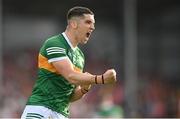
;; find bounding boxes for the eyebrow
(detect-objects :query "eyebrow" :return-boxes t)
[85,19,95,24]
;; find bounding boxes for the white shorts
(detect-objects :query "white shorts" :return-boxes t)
[21,105,68,119]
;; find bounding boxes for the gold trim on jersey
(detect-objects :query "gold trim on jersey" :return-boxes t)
[38,54,82,73]
[39,54,57,73]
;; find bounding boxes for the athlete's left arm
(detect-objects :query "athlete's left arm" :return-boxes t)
[70,84,91,102]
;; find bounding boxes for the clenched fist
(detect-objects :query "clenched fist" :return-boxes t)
[103,69,117,84]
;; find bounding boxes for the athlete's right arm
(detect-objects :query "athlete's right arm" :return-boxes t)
[52,58,117,85]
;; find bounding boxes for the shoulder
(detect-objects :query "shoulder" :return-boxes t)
[40,34,67,56]
[44,34,65,47]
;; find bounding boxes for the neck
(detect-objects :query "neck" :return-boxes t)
[64,29,78,48]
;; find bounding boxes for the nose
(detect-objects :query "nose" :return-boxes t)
[90,24,95,31]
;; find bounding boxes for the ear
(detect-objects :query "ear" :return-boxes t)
[70,20,78,29]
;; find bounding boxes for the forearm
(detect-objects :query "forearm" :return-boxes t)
[52,60,116,85]
[66,71,111,86]
[67,72,96,85]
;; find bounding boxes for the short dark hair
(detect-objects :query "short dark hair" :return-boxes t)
[67,6,94,20]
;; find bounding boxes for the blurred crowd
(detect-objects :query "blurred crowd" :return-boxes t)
[0,49,180,118]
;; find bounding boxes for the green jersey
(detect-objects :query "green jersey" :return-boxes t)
[27,32,85,117]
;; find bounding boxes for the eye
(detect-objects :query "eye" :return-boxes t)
[85,20,92,24]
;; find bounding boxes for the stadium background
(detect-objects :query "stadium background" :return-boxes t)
[0,0,180,118]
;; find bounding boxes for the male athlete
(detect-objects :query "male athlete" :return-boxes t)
[21,6,116,119]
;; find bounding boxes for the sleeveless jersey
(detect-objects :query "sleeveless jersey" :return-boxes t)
[26,32,85,117]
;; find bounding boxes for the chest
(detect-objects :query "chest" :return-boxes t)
[67,49,84,70]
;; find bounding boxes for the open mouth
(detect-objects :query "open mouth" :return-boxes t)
[86,32,91,38]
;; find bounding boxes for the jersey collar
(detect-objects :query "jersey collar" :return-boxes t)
[62,32,76,51]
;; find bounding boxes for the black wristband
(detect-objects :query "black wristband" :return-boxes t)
[83,88,89,92]
[81,88,88,94]
[95,75,98,84]
[102,74,104,84]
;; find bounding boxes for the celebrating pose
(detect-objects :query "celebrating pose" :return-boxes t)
[21,6,116,119]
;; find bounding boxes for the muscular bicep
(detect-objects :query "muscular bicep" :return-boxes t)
[52,58,76,81]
